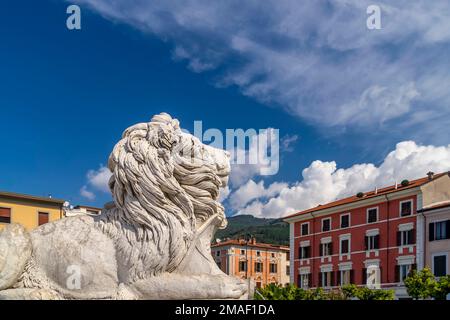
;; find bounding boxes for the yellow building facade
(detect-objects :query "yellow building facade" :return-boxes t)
[211,238,290,288]
[0,191,65,231]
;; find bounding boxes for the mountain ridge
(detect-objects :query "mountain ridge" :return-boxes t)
[215,215,289,246]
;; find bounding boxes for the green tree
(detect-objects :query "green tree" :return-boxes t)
[256,283,393,300]
[404,267,435,299]
[432,275,450,300]
[342,284,394,300]
[403,267,450,300]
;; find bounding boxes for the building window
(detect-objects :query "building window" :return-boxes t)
[240,249,246,255]
[239,261,247,272]
[269,263,278,274]
[397,229,415,246]
[286,252,290,261]
[271,253,276,258]
[398,264,412,283]
[322,218,331,232]
[365,234,380,250]
[320,242,332,256]
[255,262,263,273]
[319,271,333,288]
[299,246,311,259]
[367,208,378,223]
[340,239,350,254]
[256,282,262,289]
[433,254,448,277]
[429,220,450,241]
[400,200,413,217]
[301,223,309,236]
[0,207,11,224]
[216,251,221,257]
[286,266,290,276]
[299,274,310,289]
[256,251,261,257]
[340,214,350,228]
[339,270,353,286]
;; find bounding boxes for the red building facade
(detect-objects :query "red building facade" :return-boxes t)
[284,173,450,296]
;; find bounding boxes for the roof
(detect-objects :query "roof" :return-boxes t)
[0,190,65,205]
[418,201,450,212]
[74,205,103,211]
[284,172,448,220]
[211,239,289,251]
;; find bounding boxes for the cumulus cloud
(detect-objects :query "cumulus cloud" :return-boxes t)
[233,141,450,218]
[229,179,288,211]
[218,186,231,203]
[72,0,450,140]
[80,165,112,200]
[86,166,112,193]
[80,186,96,201]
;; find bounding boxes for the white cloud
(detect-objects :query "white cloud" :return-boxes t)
[80,186,96,201]
[86,166,112,193]
[72,0,450,140]
[234,141,450,218]
[229,179,288,210]
[80,165,112,200]
[218,186,231,203]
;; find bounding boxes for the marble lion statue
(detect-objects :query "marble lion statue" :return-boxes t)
[0,113,251,300]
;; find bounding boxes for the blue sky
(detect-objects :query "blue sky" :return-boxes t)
[1,0,449,217]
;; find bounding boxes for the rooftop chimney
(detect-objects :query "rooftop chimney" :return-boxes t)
[395,182,398,190]
[374,187,378,195]
[427,171,435,181]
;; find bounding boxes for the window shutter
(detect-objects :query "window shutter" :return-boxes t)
[0,207,11,224]
[350,270,354,284]
[397,231,401,246]
[395,266,400,283]
[374,235,380,249]
[329,242,333,255]
[38,212,49,226]
[429,222,435,241]
[410,229,416,245]
[362,268,367,284]
[364,236,369,250]
[446,220,450,240]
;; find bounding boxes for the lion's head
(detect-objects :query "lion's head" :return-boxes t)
[104,113,230,273]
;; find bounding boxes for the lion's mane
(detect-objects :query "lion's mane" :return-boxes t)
[95,113,229,282]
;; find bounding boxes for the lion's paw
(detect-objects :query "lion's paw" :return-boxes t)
[217,276,249,300]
